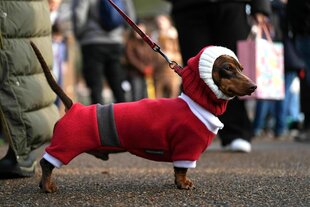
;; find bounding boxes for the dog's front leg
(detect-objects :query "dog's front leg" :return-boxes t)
[39,158,57,193]
[174,167,195,190]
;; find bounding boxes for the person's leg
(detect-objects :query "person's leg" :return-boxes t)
[130,74,147,101]
[219,98,254,146]
[81,44,105,104]
[104,44,126,103]
[213,3,253,149]
[283,72,301,129]
[294,35,310,141]
[283,72,295,121]
[295,36,310,129]
[253,100,271,136]
[0,144,37,177]
[274,100,286,137]
[289,77,301,124]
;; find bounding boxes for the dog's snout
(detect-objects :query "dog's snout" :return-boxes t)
[250,85,257,91]
[247,83,257,95]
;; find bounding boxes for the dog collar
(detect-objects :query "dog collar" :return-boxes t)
[198,46,237,100]
[179,93,224,134]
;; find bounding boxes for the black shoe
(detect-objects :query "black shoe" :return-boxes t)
[0,147,36,178]
[294,129,310,143]
[289,121,303,130]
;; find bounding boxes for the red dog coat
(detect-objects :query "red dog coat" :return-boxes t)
[44,46,238,169]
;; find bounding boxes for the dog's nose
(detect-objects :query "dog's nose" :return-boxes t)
[250,85,257,91]
[248,85,257,94]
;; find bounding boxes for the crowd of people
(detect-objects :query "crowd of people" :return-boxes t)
[0,0,309,178]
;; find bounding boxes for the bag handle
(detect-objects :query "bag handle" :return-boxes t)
[248,24,272,43]
[254,24,282,57]
[257,24,273,43]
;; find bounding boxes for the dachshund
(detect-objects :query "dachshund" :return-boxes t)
[30,42,256,193]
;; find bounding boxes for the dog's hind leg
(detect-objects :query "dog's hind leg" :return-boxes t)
[39,158,57,193]
[174,167,195,190]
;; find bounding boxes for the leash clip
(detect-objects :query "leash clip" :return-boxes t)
[155,45,183,75]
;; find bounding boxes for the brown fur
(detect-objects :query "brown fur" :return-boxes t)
[212,55,257,97]
[30,42,256,193]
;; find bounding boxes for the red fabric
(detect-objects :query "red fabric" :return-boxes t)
[45,47,228,165]
[178,47,228,115]
[113,98,215,162]
[45,99,216,165]
[45,103,102,164]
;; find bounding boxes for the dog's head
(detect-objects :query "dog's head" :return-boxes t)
[197,46,256,99]
[212,55,257,97]
[179,46,257,115]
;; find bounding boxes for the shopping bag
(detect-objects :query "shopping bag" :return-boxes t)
[237,25,285,100]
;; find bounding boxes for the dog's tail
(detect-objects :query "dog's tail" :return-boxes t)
[30,41,73,110]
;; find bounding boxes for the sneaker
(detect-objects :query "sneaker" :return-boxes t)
[0,147,36,178]
[294,129,310,143]
[226,138,252,153]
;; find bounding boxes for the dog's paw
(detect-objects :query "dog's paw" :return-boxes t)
[175,178,195,190]
[39,179,57,193]
[39,158,57,193]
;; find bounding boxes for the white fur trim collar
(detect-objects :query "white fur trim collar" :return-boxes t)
[179,93,224,134]
[198,46,238,100]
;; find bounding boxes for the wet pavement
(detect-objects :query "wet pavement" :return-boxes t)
[0,138,309,207]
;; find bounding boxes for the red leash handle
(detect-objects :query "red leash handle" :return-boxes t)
[107,0,183,73]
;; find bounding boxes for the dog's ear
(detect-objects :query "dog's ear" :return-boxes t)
[212,64,221,88]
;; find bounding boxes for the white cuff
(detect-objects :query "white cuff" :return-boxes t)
[173,160,196,168]
[43,152,64,168]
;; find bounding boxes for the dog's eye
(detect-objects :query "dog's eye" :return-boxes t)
[224,66,231,71]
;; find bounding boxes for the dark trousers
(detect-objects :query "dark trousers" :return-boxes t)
[128,72,147,101]
[300,79,310,128]
[171,3,253,145]
[81,44,126,104]
[296,35,310,129]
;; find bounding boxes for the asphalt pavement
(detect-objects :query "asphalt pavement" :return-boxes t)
[0,138,309,207]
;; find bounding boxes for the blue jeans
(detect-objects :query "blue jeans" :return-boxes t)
[253,99,285,137]
[283,72,301,124]
[254,72,302,136]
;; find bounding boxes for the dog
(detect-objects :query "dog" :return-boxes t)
[30,42,256,193]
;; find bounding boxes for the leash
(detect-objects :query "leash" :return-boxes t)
[107,0,183,75]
